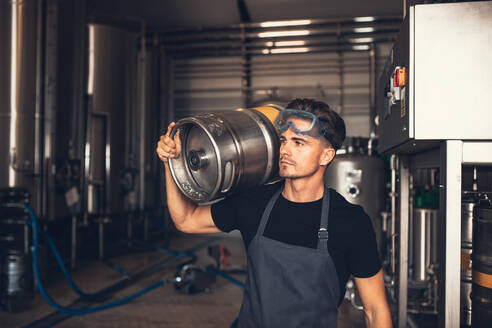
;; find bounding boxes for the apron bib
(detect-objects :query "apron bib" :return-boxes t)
[237,187,341,328]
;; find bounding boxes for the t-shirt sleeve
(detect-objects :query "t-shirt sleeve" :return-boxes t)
[210,192,245,233]
[347,208,382,278]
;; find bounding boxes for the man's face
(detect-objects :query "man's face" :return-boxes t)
[278,117,332,179]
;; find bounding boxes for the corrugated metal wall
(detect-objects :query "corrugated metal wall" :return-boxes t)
[172,43,392,137]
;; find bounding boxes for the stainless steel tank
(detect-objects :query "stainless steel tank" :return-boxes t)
[85,24,137,214]
[472,200,492,326]
[169,106,281,203]
[323,154,385,252]
[461,198,475,327]
[412,209,438,283]
[0,0,41,211]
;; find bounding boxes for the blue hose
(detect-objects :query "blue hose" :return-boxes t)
[24,204,168,315]
[38,227,108,299]
[102,259,130,278]
[131,238,197,271]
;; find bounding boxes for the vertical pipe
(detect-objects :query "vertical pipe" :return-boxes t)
[390,155,397,277]
[138,24,148,239]
[71,215,77,269]
[8,0,19,188]
[34,0,45,217]
[240,26,252,108]
[43,0,59,220]
[369,44,377,138]
[397,155,409,328]
[104,114,111,215]
[84,24,95,224]
[98,219,104,260]
[438,140,462,328]
[338,52,344,116]
[167,60,175,125]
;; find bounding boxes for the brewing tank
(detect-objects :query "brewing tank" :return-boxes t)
[323,154,385,252]
[472,199,492,326]
[169,106,281,203]
[0,0,40,209]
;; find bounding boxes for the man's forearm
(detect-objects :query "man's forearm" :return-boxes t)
[163,162,197,230]
[364,307,392,328]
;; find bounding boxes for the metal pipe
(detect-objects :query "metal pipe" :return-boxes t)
[390,155,397,276]
[162,22,401,44]
[168,44,375,58]
[71,216,77,269]
[34,0,45,218]
[138,23,147,212]
[397,156,409,328]
[338,52,345,116]
[369,44,376,137]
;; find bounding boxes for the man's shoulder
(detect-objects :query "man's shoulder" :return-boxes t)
[329,188,368,223]
[238,180,283,202]
[215,180,282,208]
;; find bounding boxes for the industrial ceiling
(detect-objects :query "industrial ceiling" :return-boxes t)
[87,0,403,31]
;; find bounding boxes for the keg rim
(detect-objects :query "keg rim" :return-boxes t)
[168,117,223,203]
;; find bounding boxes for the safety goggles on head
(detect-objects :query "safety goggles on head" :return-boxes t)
[274,109,330,140]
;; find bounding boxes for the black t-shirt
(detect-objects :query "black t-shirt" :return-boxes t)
[211,181,381,304]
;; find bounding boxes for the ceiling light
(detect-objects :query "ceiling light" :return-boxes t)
[270,47,310,54]
[258,30,310,38]
[275,40,306,47]
[350,37,374,43]
[260,20,312,28]
[262,49,270,54]
[352,45,370,51]
[266,41,274,47]
[354,16,375,22]
[353,27,375,33]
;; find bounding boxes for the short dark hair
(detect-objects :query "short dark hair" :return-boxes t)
[285,98,346,150]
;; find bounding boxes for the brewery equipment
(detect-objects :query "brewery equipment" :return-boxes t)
[168,105,281,203]
[461,197,475,327]
[0,188,32,313]
[324,149,385,253]
[472,198,492,326]
[376,2,492,326]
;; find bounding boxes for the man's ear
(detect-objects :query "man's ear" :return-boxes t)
[320,147,336,166]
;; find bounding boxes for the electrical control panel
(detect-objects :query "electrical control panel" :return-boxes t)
[377,2,492,154]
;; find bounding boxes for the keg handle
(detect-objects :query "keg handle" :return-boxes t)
[168,125,181,159]
[221,161,235,193]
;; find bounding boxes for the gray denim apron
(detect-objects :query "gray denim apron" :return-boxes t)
[237,187,341,328]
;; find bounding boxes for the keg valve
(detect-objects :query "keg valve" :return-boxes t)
[188,150,208,171]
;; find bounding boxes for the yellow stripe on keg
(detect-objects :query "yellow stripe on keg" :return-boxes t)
[251,106,281,126]
[461,252,471,271]
[472,270,492,289]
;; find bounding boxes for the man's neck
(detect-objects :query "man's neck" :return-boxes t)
[282,175,325,203]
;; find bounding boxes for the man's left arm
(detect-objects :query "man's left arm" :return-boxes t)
[354,269,392,328]
[348,207,392,327]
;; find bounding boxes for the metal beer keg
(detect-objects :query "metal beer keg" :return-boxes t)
[168,106,281,203]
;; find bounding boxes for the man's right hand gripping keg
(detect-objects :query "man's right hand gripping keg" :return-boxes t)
[156,122,182,165]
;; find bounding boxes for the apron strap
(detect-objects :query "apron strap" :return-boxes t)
[317,188,330,251]
[257,188,282,235]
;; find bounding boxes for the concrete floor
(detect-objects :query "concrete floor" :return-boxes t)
[1,233,366,328]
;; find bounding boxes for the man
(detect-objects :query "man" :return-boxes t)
[156,98,392,327]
